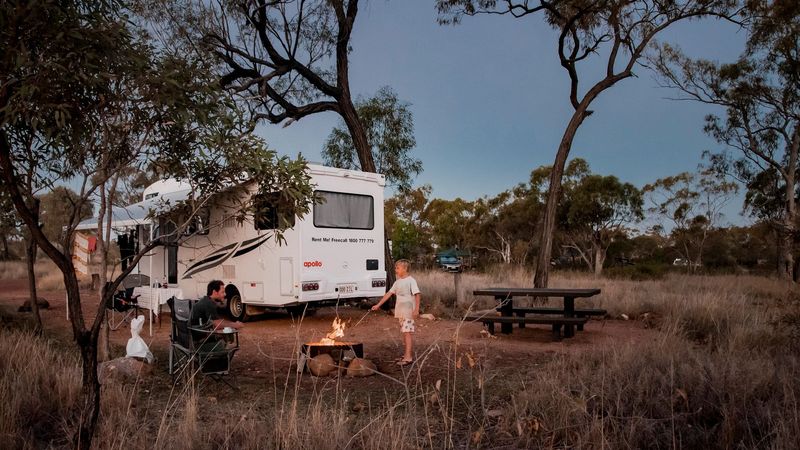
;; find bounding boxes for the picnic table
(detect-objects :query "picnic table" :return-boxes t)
[468,288,604,339]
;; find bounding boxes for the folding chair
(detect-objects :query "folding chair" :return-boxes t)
[105,283,141,331]
[167,298,240,389]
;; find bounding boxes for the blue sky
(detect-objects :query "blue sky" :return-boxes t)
[257,1,750,225]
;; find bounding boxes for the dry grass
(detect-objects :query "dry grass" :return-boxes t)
[0,328,81,449]
[0,260,115,292]
[2,268,800,448]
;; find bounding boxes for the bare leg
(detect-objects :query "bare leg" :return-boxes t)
[403,332,413,361]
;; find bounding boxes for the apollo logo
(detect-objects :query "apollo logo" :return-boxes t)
[304,261,323,268]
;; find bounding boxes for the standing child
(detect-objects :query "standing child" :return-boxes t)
[372,259,421,366]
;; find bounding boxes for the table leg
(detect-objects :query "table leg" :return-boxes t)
[564,296,575,338]
[552,324,563,341]
[498,296,513,334]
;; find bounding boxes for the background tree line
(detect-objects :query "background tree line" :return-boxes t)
[383,158,787,278]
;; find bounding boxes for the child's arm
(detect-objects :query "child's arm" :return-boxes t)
[412,293,421,318]
[371,291,394,311]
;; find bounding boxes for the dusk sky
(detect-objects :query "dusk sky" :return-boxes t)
[258,1,750,225]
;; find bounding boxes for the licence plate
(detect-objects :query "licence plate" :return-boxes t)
[337,283,357,294]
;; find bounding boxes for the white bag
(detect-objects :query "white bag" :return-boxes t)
[126,315,154,364]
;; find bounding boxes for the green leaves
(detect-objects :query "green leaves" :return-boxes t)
[323,86,421,190]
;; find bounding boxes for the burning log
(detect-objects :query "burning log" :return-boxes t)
[299,317,364,373]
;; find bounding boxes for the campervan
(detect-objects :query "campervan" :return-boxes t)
[78,164,387,320]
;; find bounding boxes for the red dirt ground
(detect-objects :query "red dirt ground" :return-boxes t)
[0,279,659,402]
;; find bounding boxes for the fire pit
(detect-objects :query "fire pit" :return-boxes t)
[299,317,364,372]
[301,342,364,360]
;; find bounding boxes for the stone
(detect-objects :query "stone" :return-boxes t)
[98,357,153,384]
[307,353,336,377]
[18,298,50,312]
[486,409,504,418]
[420,313,437,321]
[351,401,366,412]
[346,358,377,377]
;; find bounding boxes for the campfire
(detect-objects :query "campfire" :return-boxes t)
[300,317,364,370]
[316,317,346,346]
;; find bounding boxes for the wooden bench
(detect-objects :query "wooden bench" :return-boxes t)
[500,307,607,331]
[465,315,588,340]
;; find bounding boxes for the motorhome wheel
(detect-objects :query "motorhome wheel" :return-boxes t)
[227,293,248,321]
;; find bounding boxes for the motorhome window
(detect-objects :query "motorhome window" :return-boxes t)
[253,192,295,230]
[313,191,374,230]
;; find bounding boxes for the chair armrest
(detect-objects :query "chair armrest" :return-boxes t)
[187,325,216,336]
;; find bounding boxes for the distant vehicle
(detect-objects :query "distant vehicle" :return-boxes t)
[438,255,463,273]
[615,257,635,266]
[672,258,700,267]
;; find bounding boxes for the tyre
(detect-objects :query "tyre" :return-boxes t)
[227,292,249,322]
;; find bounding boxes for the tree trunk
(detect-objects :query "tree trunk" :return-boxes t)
[339,93,396,289]
[778,224,794,280]
[26,237,42,333]
[96,171,117,363]
[383,229,396,285]
[1,233,9,260]
[593,246,606,276]
[779,127,797,281]
[534,107,591,288]
[25,199,42,333]
[76,334,101,450]
[1,132,101,448]
[63,270,101,450]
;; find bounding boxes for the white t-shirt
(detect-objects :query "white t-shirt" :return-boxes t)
[390,276,421,319]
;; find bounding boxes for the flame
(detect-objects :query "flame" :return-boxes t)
[319,317,345,345]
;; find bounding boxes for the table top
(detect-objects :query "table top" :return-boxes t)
[189,326,240,341]
[473,287,601,298]
[132,286,184,308]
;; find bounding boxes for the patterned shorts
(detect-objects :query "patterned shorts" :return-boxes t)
[399,318,416,333]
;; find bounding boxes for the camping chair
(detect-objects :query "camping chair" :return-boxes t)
[167,298,240,389]
[105,283,141,331]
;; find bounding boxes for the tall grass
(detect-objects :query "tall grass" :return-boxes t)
[0,328,81,449]
[2,269,799,448]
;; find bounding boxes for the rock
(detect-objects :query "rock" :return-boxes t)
[351,401,366,412]
[420,313,437,321]
[346,358,377,377]
[98,357,153,384]
[620,313,630,320]
[307,354,336,377]
[18,298,50,312]
[486,409,504,418]
[640,312,660,329]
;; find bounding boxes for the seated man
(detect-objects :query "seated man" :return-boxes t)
[190,280,243,352]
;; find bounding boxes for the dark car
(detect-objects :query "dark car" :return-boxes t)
[439,255,463,272]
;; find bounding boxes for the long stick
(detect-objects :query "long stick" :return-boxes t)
[352,309,371,328]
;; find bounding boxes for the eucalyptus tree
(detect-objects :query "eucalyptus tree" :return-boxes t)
[437,0,744,287]
[0,1,314,447]
[560,173,644,274]
[653,0,799,280]
[323,86,421,191]
[643,171,738,272]
[146,0,399,282]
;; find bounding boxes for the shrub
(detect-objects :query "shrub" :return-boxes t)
[604,262,668,280]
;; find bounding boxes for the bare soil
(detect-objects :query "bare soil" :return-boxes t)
[0,278,658,407]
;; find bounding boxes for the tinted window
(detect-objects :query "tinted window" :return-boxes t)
[253,192,295,230]
[313,191,374,230]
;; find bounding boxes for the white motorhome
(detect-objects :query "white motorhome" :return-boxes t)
[78,164,387,320]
